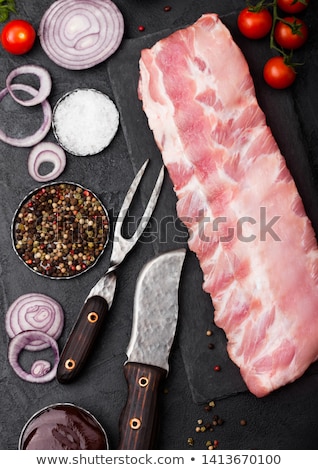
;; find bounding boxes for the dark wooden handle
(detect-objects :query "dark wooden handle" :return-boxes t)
[117,362,166,450]
[57,296,109,384]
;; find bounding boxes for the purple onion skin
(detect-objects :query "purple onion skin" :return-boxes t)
[8,331,59,383]
[0,84,52,147]
[5,293,64,351]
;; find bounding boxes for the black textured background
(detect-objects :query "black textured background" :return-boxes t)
[1,0,318,450]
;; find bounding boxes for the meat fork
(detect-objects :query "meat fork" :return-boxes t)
[57,160,164,383]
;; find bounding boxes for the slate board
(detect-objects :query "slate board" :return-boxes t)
[107,12,318,404]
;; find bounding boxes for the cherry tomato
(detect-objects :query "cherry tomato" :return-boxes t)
[237,8,273,39]
[277,0,310,14]
[263,56,296,89]
[1,19,36,55]
[274,16,308,49]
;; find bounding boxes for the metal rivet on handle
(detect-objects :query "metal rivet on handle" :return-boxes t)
[129,417,142,430]
[65,358,76,370]
[138,376,149,387]
[87,312,99,323]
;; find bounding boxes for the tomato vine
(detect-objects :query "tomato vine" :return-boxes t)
[238,0,310,88]
[0,0,16,23]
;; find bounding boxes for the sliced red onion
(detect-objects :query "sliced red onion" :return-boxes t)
[5,293,64,351]
[38,0,124,70]
[8,331,59,383]
[31,360,51,378]
[6,65,52,107]
[28,142,66,182]
[0,84,52,147]
[52,88,119,156]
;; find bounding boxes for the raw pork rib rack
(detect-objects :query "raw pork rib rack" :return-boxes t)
[138,13,318,397]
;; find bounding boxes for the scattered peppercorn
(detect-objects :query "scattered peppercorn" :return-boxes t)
[187,437,194,446]
[138,25,145,32]
[208,343,215,350]
[13,183,109,278]
[164,5,172,12]
[206,329,213,336]
[214,365,221,372]
[240,419,247,426]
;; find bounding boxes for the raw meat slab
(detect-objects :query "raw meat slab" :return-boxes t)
[107,12,318,403]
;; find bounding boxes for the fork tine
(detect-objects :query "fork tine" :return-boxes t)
[112,160,164,257]
[113,159,149,240]
[129,164,165,244]
[108,161,164,271]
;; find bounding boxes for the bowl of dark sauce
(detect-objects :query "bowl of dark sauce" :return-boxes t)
[19,403,109,450]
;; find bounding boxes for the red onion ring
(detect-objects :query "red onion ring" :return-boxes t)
[8,331,59,383]
[31,360,51,378]
[5,293,64,351]
[0,84,52,147]
[28,142,66,182]
[38,0,124,70]
[6,65,52,107]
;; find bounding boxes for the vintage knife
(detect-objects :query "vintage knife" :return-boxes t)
[117,248,186,450]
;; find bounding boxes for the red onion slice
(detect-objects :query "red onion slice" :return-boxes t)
[31,360,51,378]
[38,0,124,70]
[5,293,64,351]
[28,142,66,182]
[8,331,59,383]
[6,65,52,107]
[0,84,52,147]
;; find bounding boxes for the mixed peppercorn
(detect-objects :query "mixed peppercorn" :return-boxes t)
[187,400,248,449]
[13,183,109,278]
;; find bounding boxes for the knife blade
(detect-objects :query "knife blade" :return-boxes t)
[117,248,186,450]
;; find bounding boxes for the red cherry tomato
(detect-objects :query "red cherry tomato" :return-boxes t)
[1,19,36,55]
[237,8,273,39]
[274,16,308,50]
[277,0,310,14]
[263,56,296,89]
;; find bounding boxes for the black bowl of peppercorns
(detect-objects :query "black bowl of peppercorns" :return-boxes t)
[11,182,110,279]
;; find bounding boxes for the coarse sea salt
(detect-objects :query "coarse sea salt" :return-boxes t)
[52,88,119,156]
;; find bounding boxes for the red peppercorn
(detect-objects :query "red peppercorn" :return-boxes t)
[214,365,221,372]
[138,25,145,32]
[164,5,172,11]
